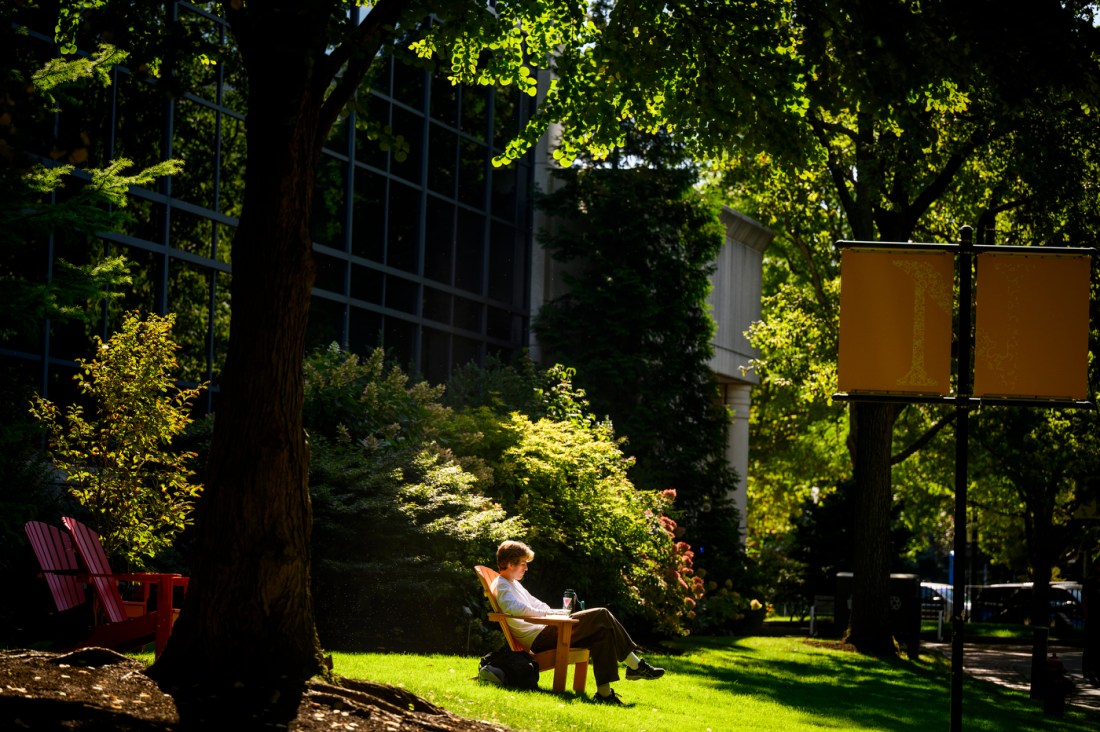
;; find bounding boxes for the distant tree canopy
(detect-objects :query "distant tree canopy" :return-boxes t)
[721,0,1100,654]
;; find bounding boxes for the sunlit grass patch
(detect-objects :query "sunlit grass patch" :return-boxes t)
[330,635,1099,731]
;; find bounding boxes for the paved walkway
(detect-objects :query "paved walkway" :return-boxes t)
[925,641,1100,713]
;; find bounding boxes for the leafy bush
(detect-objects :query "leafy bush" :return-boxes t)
[692,577,765,635]
[481,373,704,636]
[306,345,704,648]
[305,346,523,652]
[28,312,204,568]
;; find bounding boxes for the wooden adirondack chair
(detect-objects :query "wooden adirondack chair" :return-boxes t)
[25,521,87,614]
[61,517,189,658]
[474,565,589,693]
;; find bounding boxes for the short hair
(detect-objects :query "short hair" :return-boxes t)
[497,540,534,570]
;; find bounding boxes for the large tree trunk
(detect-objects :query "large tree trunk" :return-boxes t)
[1026,483,1060,630]
[845,402,900,655]
[835,136,910,655]
[148,10,326,724]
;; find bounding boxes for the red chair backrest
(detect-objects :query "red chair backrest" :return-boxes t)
[25,521,86,613]
[62,517,128,624]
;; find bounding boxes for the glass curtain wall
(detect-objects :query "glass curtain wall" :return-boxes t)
[5,2,536,411]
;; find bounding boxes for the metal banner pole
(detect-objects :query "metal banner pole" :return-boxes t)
[950,225,974,732]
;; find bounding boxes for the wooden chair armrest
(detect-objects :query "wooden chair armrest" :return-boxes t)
[524,615,579,626]
[486,611,578,626]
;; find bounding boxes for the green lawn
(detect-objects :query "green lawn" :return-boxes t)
[330,635,1099,731]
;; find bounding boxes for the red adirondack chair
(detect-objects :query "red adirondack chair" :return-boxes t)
[25,521,87,614]
[61,517,189,658]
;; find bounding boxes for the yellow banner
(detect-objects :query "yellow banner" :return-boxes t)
[973,253,1090,400]
[838,249,954,395]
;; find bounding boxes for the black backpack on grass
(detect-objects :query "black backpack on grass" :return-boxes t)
[479,646,539,689]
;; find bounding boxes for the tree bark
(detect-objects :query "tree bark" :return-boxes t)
[1026,482,1059,629]
[844,400,900,656]
[148,8,328,722]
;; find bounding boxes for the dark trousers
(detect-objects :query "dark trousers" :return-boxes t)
[530,607,639,686]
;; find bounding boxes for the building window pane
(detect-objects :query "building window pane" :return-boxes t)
[430,72,458,125]
[307,297,346,351]
[453,295,482,334]
[491,165,518,221]
[172,97,220,211]
[486,306,512,342]
[385,275,418,313]
[383,316,417,370]
[354,94,390,171]
[421,326,450,384]
[313,154,348,250]
[492,87,520,152]
[424,198,454,285]
[428,123,457,196]
[452,335,481,370]
[114,73,167,171]
[488,222,519,303]
[352,167,386,261]
[348,308,383,355]
[461,85,488,140]
[422,286,451,326]
[390,105,424,184]
[313,251,347,294]
[387,182,421,273]
[455,209,484,293]
[458,140,487,209]
[350,264,384,305]
[392,59,425,109]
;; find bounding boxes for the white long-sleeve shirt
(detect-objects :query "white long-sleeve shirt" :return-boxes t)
[490,575,555,649]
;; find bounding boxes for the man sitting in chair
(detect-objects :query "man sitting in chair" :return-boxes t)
[491,540,664,705]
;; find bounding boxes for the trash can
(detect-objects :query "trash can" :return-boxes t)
[835,573,922,656]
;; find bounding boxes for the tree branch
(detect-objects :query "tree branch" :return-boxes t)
[789,233,830,309]
[890,409,957,466]
[315,0,415,146]
[907,126,1010,224]
[808,114,859,227]
[221,0,252,62]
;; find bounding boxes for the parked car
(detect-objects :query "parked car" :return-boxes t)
[920,582,951,619]
[971,583,1083,629]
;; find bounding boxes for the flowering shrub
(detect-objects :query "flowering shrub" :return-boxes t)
[456,365,705,635]
[621,490,706,635]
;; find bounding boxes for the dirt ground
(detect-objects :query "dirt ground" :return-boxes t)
[0,647,509,731]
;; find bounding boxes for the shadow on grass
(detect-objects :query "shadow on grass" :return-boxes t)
[659,637,1098,731]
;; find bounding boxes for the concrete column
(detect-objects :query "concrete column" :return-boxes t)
[723,382,753,538]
